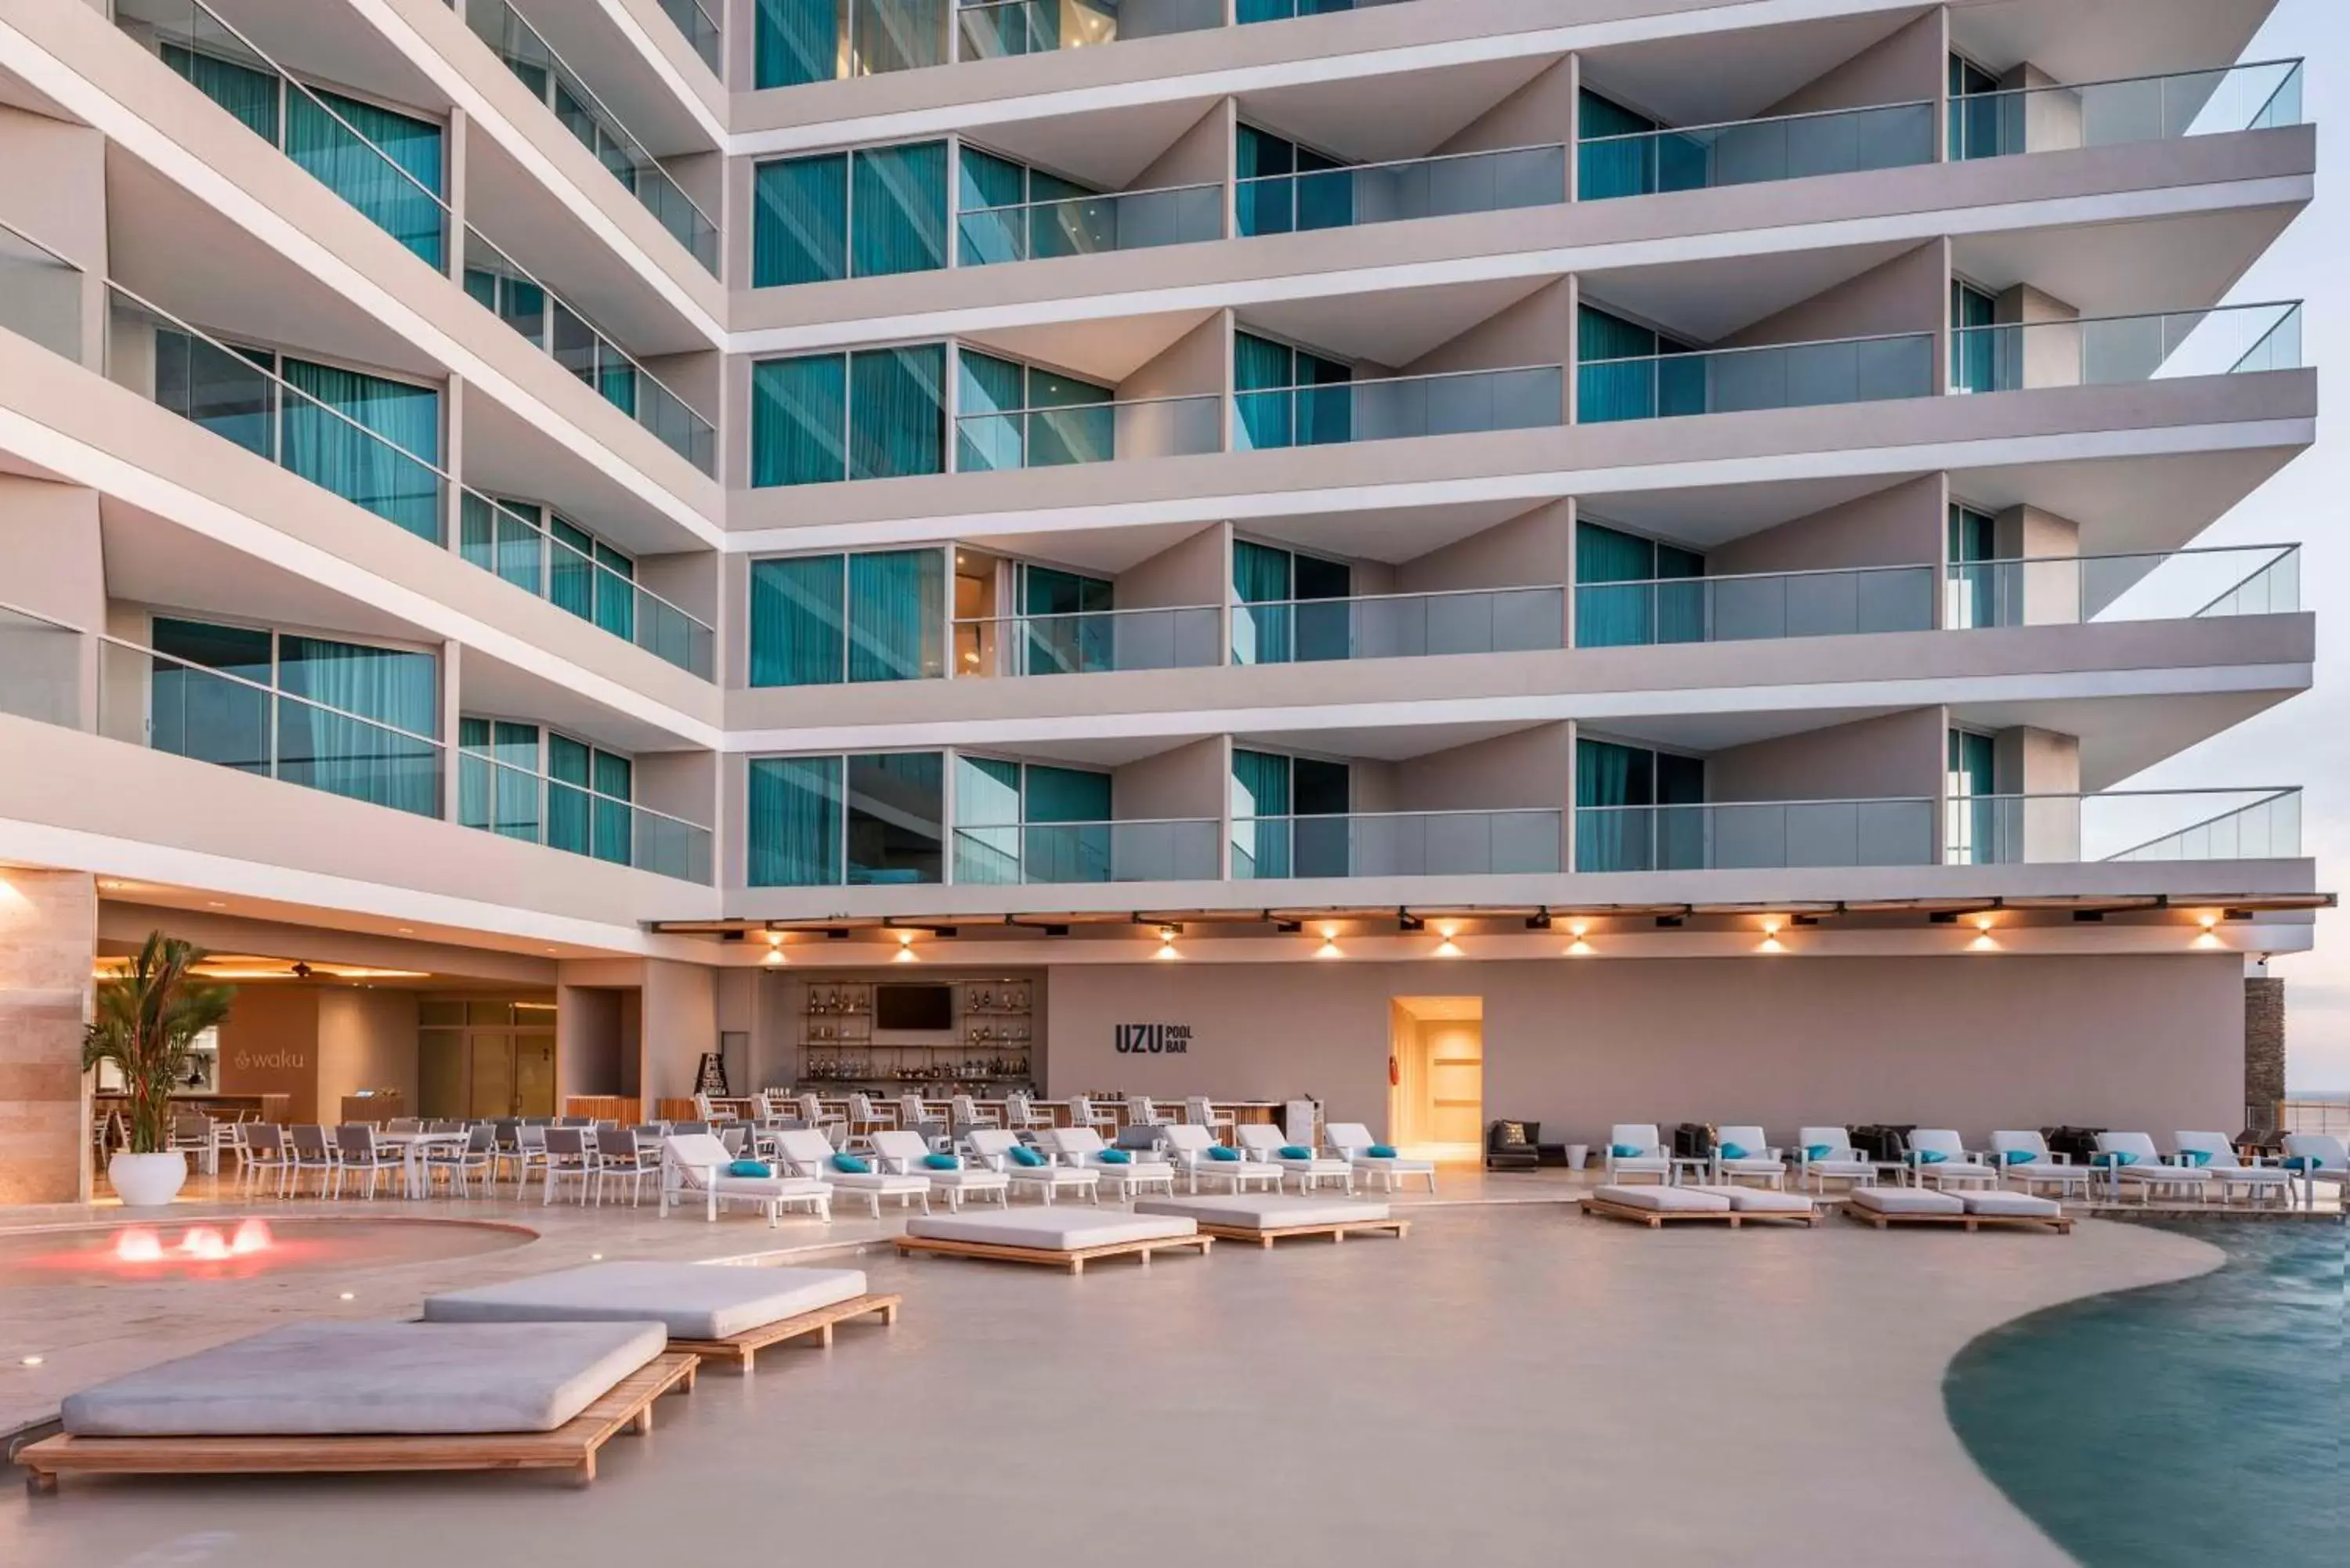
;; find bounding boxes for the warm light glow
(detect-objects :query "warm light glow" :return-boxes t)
[1320,922,1340,941]
[19,1356,40,1367]
[765,929,784,945]
[1565,938,1593,956]
[1974,914,1997,933]
[177,1227,230,1261]
[338,1292,356,1301]
[112,1227,163,1263]
[897,930,916,945]
[1969,933,1998,952]
[764,948,786,965]
[1434,937,1462,958]
[2197,912,2220,931]
[1567,920,1589,940]
[1155,939,1180,961]
[1759,934,1784,954]
[230,1219,273,1255]
[1315,938,1341,959]
[892,945,919,964]
[1759,916,1783,938]
[2193,931,2226,950]
[590,1252,604,1262]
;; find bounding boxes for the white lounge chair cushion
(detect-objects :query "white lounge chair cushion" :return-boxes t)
[1006,1164,1097,1184]
[2209,1166,2293,1185]
[1277,1157,1356,1176]
[61,1321,665,1437]
[920,1166,1010,1190]
[1959,1190,2064,1219]
[904,1209,1196,1252]
[1849,1186,1965,1216]
[1683,1185,1815,1216]
[1090,1158,1175,1177]
[1133,1195,1390,1230]
[2116,1163,2212,1183]
[1914,1161,1998,1179]
[1593,1184,1731,1212]
[711,1175,831,1198]
[423,1262,867,1340]
[825,1171,934,1194]
[1804,1159,1878,1177]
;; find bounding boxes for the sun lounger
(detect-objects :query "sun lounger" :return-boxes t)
[870,1130,1011,1210]
[966,1129,1102,1204]
[1988,1131,2095,1198]
[422,1261,898,1372]
[1043,1127,1179,1199]
[895,1208,1209,1274]
[1234,1122,1355,1192]
[1162,1124,1284,1194]
[1133,1194,1408,1245]
[1325,1122,1439,1194]
[1708,1126,1788,1188]
[1580,1184,1741,1227]
[2094,1132,2214,1204]
[660,1133,832,1226]
[20,1321,695,1491]
[771,1129,935,1216]
[2174,1131,2294,1206]
[1602,1124,1674,1185]
[1845,1185,2070,1232]
[1902,1129,1999,1189]
[1792,1127,1881,1192]
[2280,1133,2348,1209]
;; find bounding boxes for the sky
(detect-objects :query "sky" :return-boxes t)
[2138,0,2348,1089]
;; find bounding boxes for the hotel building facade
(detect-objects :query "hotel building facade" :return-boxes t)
[0,0,2323,1201]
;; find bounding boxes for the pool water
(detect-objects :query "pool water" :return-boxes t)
[1945,1221,2346,1567]
[0,1217,533,1287]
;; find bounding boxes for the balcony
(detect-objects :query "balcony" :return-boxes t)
[950,818,1221,883]
[466,0,719,271]
[1235,365,1564,450]
[1237,144,1567,237]
[953,393,1222,471]
[1947,545,2300,630]
[1950,302,2303,396]
[1578,798,1932,872]
[1578,565,1935,646]
[656,0,722,76]
[1579,331,1934,424]
[956,182,1225,266]
[1578,101,1934,201]
[460,750,713,883]
[103,284,715,677]
[956,605,1223,677]
[1233,587,1564,663]
[1232,810,1564,879]
[1950,60,2304,161]
[1949,789,2303,867]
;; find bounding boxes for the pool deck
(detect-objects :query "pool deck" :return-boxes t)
[0,1165,2260,1563]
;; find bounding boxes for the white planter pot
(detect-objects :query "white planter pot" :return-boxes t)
[109,1151,188,1208]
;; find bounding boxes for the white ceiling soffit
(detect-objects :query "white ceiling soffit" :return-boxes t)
[964,96,1225,192]
[1236,52,1560,164]
[963,307,1218,384]
[1579,9,1924,128]
[1950,206,2301,323]
[1239,273,1555,368]
[1579,240,1918,346]
[1947,0,2277,85]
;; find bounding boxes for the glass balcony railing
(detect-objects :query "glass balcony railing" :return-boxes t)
[956,182,1224,266]
[1578,331,1934,423]
[461,750,713,882]
[0,217,81,361]
[105,284,714,676]
[1577,565,1936,647]
[657,0,723,75]
[1950,302,2303,395]
[950,818,1221,883]
[956,606,1223,676]
[1947,789,2302,866]
[1576,798,1936,872]
[0,602,90,728]
[461,227,718,474]
[1946,545,2301,630]
[1235,365,1564,449]
[1578,100,1934,200]
[1232,811,1564,878]
[954,393,1222,470]
[1950,59,2304,161]
[95,635,445,819]
[1237,144,1566,236]
[1232,587,1565,663]
[467,0,720,273]
[956,0,1206,59]
[1238,0,1415,22]
[126,0,449,268]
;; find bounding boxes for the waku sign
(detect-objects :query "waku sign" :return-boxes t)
[1114,1023,1192,1055]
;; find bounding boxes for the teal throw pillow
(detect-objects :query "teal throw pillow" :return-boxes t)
[1610,1143,1645,1158]
[1278,1144,1314,1160]
[1804,1143,1834,1162]
[1007,1144,1045,1168]
[727,1158,772,1177]
[1204,1146,1241,1162]
[922,1153,960,1170]
[2283,1154,2325,1172]
[830,1152,870,1174]
[1719,1143,1749,1161]
[2090,1151,2138,1169]
[1914,1150,1949,1165]
[1097,1148,1133,1165]
[2181,1149,2213,1167]
[2001,1149,2035,1165]
[1368,1144,1399,1158]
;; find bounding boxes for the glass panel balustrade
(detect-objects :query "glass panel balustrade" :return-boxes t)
[0,218,84,361]
[1235,365,1564,449]
[1947,789,2302,865]
[658,0,723,74]
[1237,0,1415,22]
[1579,332,1934,423]
[1944,545,2301,630]
[461,750,713,881]
[1232,587,1565,663]
[950,818,1220,883]
[1238,144,1565,236]
[466,0,720,271]
[954,394,1222,469]
[1232,811,1564,878]
[956,0,1206,59]
[1579,100,1935,199]
[0,602,88,727]
[956,182,1224,265]
[956,607,1223,676]
[1576,799,1938,872]
[1949,302,2302,395]
[1576,566,1935,647]
[1950,60,2304,160]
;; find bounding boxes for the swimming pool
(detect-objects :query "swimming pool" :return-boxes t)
[1945,1220,2345,1567]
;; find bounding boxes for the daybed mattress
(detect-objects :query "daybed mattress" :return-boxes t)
[425,1261,867,1340]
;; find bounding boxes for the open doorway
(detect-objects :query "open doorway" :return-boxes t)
[1388,996,1483,1163]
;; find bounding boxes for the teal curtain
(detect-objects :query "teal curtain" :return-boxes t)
[547,733,592,858]
[1025,764,1112,882]
[593,540,636,645]
[280,358,442,541]
[1231,540,1293,665]
[752,154,847,287]
[1951,280,2000,393]
[956,146,1028,265]
[551,516,598,623]
[755,0,837,89]
[851,142,948,277]
[847,548,944,681]
[748,755,844,885]
[1578,90,1659,200]
[149,618,272,777]
[848,345,945,479]
[591,749,633,866]
[952,754,1022,884]
[459,717,541,842]
[1948,504,1997,628]
[1237,125,1296,238]
[287,89,445,269]
[1949,55,2010,161]
[748,555,848,686]
[847,752,943,884]
[1577,305,1665,425]
[461,495,544,594]
[1654,540,1706,645]
[162,45,280,142]
[1234,331,1296,450]
[1654,750,1706,869]
[1229,748,1292,878]
[1948,728,1998,865]
[276,634,438,816]
[750,354,848,486]
[955,349,1027,472]
[1019,564,1112,674]
[1575,738,1650,872]
[1577,521,1659,647]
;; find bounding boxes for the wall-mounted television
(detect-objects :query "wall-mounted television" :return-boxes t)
[876,983,953,1031]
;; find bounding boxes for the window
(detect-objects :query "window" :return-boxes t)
[746,751,945,886]
[1233,330,1354,450]
[1949,53,2011,161]
[754,0,946,89]
[1950,280,2001,394]
[956,145,1097,263]
[1574,520,1705,646]
[148,617,439,817]
[1014,562,1114,675]
[1577,89,1668,200]
[953,756,1114,883]
[752,141,949,287]
[458,497,638,640]
[1946,728,1999,864]
[460,721,635,865]
[150,335,443,540]
[1230,748,1349,877]
[747,548,945,685]
[1236,124,1351,236]
[1575,737,1705,871]
[1576,304,1697,424]
[750,345,947,486]
[1231,540,1350,664]
[1947,503,1998,627]
[955,349,1115,471]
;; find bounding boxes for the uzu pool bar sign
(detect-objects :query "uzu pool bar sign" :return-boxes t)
[1115,1023,1191,1055]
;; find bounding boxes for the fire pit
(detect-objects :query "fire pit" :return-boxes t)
[0,1217,533,1287]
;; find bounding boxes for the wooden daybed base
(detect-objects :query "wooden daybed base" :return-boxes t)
[1579,1197,1820,1229]
[1839,1205,2074,1234]
[895,1231,1214,1274]
[20,1352,699,1493]
[669,1292,901,1371]
[1195,1216,1412,1247]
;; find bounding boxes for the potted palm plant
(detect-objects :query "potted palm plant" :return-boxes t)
[84,932,235,1208]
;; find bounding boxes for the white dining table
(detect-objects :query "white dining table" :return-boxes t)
[374,1129,471,1198]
